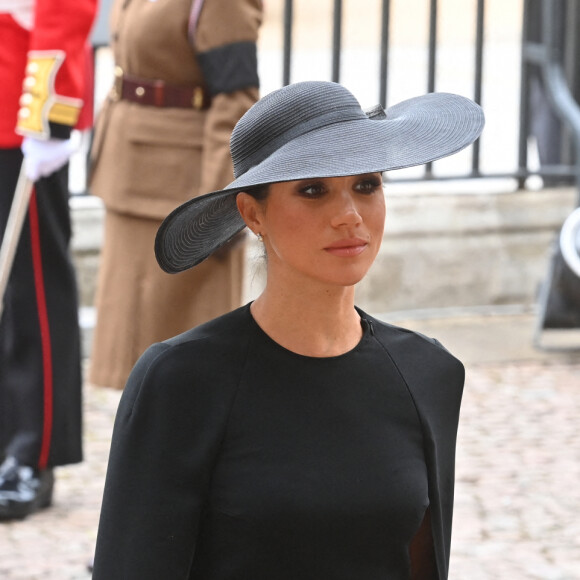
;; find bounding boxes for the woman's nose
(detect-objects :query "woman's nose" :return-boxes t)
[330,191,363,227]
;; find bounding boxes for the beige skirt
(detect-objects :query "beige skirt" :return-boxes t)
[88,209,245,390]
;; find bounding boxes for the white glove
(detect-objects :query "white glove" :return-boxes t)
[21,137,78,182]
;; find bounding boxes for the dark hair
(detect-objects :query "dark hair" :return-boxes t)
[241,183,270,201]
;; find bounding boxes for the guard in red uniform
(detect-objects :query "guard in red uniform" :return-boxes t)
[0,0,98,521]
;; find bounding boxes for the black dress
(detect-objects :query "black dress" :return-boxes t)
[92,304,464,579]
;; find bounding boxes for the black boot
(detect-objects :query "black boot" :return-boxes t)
[0,456,54,521]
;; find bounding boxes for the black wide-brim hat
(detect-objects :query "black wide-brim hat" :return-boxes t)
[155,80,485,273]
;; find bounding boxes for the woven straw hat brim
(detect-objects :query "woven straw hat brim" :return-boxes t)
[155,92,484,273]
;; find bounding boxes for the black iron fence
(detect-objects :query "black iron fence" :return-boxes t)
[282,0,485,180]
[277,0,580,198]
[520,0,580,200]
[91,0,580,200]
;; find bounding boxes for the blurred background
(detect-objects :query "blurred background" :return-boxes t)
[2,0,579,578]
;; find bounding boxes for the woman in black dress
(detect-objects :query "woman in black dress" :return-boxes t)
[92,80,484,579]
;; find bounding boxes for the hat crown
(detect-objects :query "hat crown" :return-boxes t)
[230,81,366,178]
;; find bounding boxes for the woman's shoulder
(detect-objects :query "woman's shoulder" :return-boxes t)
[122,306,253,406]
[361,309,465,399]
[163,304,253,352]
[363,311,463,367]
[362,310,465,430]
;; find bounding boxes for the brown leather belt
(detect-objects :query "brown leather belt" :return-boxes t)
[110,67,211,110]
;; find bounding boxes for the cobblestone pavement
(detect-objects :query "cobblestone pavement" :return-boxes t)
[451,362,580,580]
[1,360,579,579]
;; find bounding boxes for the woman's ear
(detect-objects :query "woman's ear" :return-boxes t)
[236,192,265,235]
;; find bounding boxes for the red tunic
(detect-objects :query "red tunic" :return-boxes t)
[0,0,97,147]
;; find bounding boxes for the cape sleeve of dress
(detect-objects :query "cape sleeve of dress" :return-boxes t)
[91,317,248,579]
[189,0,262,194]
[369,315,465,580]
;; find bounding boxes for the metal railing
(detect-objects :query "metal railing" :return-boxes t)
[280,0,580,197]
[520,0,580,202]
[90,0,580,199]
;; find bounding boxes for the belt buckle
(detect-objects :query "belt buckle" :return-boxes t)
[111,66,123,101]
[192,86,205,110]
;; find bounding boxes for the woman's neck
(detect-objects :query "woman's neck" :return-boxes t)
[250,283,363,358]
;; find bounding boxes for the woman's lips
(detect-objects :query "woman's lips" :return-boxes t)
[324,238,368,257]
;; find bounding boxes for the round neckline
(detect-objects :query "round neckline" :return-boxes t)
[244,303,373,361]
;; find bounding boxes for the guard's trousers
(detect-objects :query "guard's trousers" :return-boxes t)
[0,148,82,470]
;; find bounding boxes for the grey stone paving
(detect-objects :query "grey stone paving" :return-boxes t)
[1,327,579,579]
[451,361,580,580]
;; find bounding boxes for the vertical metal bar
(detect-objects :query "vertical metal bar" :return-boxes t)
[542,0,562,55]
[379,0,391,107]
[566,0,580,108]
[472,0,485,174]
[283,0,294,86]
[426,0,438,176]
[563,0,580,172]
[332,0,343,82]
[427,0,438,93]
[518,0,532,188]
[562,0,577,166]
[546,0,580,202]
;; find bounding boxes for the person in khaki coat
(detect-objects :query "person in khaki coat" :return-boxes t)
[88,0,262,390]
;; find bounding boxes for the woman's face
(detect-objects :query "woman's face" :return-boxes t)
[243,173,386,288]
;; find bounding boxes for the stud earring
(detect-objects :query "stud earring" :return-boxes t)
[256,232,263,242]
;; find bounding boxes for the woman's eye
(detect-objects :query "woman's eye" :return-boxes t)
[298,183,326,197]
[355,178,382,194]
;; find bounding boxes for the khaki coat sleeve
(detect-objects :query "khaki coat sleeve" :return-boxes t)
[192,0,262,194]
